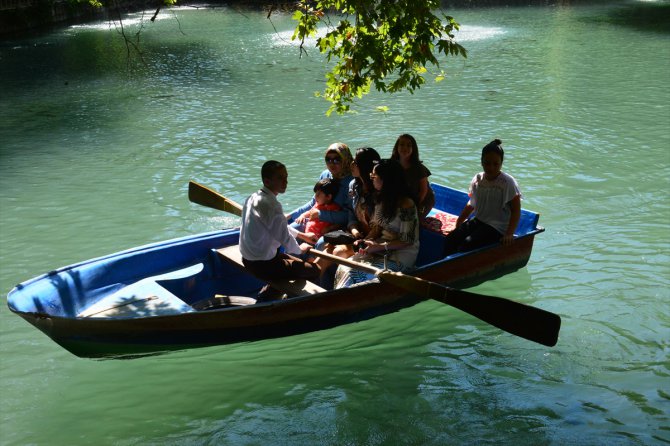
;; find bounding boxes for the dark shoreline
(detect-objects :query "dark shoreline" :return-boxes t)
[1,0,663,39]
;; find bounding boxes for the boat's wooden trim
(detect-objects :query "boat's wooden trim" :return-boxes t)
[215,246,326,297]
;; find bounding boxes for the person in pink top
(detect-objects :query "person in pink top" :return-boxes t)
[295,178,342,245]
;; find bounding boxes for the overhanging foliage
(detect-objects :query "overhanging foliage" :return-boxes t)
[289,0,467,115]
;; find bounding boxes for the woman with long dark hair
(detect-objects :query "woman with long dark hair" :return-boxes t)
[390,133,435,220]
[347,147,381,239]
[335,158,420,288]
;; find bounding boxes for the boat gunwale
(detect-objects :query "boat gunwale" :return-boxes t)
[8,227,542,323]
[8,224,544,302]
[7,228,239,295]
[5,182,545,357]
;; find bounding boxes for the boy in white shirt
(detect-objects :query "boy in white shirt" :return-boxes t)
[239,160,320,300]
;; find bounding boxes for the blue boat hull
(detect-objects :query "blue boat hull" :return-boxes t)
[7,184,544,358]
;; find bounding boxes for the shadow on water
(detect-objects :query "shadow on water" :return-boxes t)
[600,2,670,34]
[0,28,232,160]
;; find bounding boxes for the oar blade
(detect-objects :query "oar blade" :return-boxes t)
[188,181,243,216]
[377,271,561,347]
[435,290,561,347]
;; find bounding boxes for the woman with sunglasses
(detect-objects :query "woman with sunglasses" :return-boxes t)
[325,146,381,259]
[287,142,354,236]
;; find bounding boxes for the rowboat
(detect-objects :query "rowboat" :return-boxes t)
[7,182,557,359]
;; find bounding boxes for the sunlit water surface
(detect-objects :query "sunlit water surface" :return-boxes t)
[1,3,669,445]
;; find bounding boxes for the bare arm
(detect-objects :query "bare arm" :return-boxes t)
[296,231,318,244]
[456,203,475,227]
[501,195,521,246]
[417,177,429,202]
[359,198,414,254]
[349,223,364,239]
[360,238,411,255]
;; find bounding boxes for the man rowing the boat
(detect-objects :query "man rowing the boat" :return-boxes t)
[239,160,321,301]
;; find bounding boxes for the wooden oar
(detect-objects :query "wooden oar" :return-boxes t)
[188,180,243,216]
[187,182,561,346]
[308,248,561,347]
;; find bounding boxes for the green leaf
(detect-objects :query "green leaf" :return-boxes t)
[288,0,467,114]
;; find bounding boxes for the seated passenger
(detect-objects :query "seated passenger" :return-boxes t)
[335,159,420,288]
[443,139,522,256]
[288,142,354,233]
[312,147,381,288]
[239,160,320,300]
[295,178,341,245]
[390,133,435,221]
[328,146,381,259]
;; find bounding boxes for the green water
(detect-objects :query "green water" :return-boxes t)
[1,3,669,445]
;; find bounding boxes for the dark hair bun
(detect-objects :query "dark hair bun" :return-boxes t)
[481,139,504,162]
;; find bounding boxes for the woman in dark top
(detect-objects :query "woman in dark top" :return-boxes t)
[391,133,435,221]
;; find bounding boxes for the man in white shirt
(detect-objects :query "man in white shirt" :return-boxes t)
[239,160,320,299]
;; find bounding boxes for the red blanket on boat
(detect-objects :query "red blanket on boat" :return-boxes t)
[422,212,458,235]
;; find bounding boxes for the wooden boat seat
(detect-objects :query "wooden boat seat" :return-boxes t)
[190,294,258,311]
[215,245,326,297]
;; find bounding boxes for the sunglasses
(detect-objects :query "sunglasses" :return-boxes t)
[325,157,341,164]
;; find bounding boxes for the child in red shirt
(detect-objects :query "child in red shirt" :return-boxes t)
[295,178,342,245]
